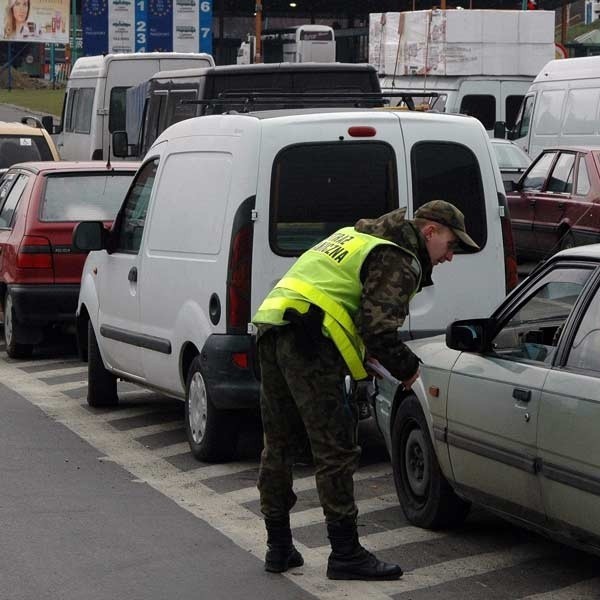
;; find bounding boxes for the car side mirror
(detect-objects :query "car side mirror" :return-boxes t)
[112,131,131,158]
[504,179,518,193]
[446,318,490,352]
[73,221,106,252]
[41,115,54,133]
[493,121,506,139]
[506,128,516,141]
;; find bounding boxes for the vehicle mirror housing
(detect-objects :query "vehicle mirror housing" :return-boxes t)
[41,115,54,133]
[506,128,516,141]
[112,131,130,158]
[493,121,506,139]
[504,179,517,193]
[73,221,106,252]
[446,319,490,353]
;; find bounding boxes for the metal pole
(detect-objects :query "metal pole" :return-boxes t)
[522,0,527,10]
[71,0,77,63]
[255,0,263,63]
[561,0,568,46]
[51,44,56,89]
[7,42,12,91]
[441,0,446,8]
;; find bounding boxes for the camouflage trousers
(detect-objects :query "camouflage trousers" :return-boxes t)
[257,325,361,524]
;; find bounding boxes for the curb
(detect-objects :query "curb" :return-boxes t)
[0,102,60,123]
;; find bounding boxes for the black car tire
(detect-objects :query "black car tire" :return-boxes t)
[87,320,118,407]
[4,290,33,359]
[392,396,470,529]
[185,355,237,463]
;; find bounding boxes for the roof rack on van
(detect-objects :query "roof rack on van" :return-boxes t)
[183,91,440,113]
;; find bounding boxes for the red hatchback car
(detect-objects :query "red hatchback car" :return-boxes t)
[507,146,600,262]
[0,161,138,357]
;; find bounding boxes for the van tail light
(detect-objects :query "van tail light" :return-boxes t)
[226,198,254,334]
[499,195,518,293]
[17,235,53,269]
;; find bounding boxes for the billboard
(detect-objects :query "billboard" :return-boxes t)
[1,0,69,43]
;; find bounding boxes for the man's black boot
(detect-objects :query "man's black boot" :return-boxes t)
[326,518,403,581]
[264,517,304,573]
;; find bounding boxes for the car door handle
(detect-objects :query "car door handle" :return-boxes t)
[529,200,536,207]
[558,202,565,209]
[513,388,531,402]
[128,266,138,283]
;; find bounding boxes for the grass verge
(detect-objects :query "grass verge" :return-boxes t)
[0,89,64,117]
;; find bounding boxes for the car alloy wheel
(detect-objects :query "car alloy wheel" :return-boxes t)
[188,370,208,445]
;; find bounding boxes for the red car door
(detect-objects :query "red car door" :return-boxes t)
[532,151,577,259]
[508,150,557,261]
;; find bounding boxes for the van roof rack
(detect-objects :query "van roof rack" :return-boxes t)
[183,91,440,113]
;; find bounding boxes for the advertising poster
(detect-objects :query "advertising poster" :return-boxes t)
[1,0,69,44]
[147,0,171,52]
[83,0,108,55]
[108,0,134,53]
[173,0,198,53]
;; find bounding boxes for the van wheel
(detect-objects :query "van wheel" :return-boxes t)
[4,291,33,359]
[559,230,576,251]
[392,396,470,529]
[185,356,237,463]
[87,321,118,407]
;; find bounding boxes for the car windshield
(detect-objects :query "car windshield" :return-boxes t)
[40,172,135,222]
[0,134,53,168]
[491,141,531,170]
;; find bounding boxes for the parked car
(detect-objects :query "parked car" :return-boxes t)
[374,245,600,557]
[507,146,600,262]
[74,108,516,463]
[0,161,138,358]
[489,138,531,191]
[0,119,60,178]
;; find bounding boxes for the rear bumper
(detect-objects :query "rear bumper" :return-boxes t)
[200,333,260,411]
[9,284,80,326]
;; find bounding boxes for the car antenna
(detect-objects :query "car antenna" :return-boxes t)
[106,145,112,170]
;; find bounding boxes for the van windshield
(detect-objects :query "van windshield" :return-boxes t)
[0,135,53,168]
[270,141,397,255]
[40,172,135,222]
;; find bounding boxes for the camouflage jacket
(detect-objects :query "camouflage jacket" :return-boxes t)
[354,208,433,381]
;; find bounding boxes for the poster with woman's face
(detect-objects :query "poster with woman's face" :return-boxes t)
[1,0,69,43]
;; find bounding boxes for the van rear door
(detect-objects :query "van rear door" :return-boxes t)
[251,113,407,319]
[457,80,500,135]
[398,114,505,337]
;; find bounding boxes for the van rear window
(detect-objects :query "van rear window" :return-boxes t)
[411,141,486,251]
[40,172,134,222]
[270,142,397,255]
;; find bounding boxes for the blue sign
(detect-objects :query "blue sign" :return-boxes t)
[135,0,147,51]
[199,0,212,55]
[148,0,172,52]
[82,0,109,56]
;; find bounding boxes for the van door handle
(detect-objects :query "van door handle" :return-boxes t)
[128,266,138,283]
[513,388,531,403]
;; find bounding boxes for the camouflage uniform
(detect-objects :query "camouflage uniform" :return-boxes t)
[257,207,433,522]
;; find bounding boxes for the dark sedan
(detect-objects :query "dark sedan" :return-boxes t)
[507,146,600,262]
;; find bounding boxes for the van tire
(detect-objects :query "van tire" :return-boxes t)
[87,321,118,407]
[4,291,33,359]
[185,356,236,463]
[392,396,470,529]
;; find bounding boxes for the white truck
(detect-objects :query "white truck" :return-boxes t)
[55,52,214,161]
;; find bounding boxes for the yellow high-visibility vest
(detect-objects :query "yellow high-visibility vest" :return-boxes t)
[253,227,422,380]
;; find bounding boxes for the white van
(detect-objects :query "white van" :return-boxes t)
[511,56,600,158]
[73,108,516,462]
[55,52,214,161]
[381,75,533,136]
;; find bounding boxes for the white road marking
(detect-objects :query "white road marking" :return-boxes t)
[520,578,600,599]
[36,365,89,378]
[225,462,393,504]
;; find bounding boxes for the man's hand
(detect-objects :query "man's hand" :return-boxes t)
[402,369,420,391]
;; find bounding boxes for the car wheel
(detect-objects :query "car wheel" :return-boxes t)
[4,291,33,359]
[87,320,118,407]
[185,356,237,463]
[559,230,576,251]
[392,396,470,529]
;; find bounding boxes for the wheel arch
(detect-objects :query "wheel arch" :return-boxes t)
[180,342,201,389]
[391,378,436,443]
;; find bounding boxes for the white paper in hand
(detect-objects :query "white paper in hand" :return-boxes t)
[365,359,402,387]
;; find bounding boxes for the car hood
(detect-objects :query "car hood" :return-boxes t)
[406,334,463,372]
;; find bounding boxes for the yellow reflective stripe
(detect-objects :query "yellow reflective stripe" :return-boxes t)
[323,314,367,379]
[258,296,310,315]
[276,277,357,338]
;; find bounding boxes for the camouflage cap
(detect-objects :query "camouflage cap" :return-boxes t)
[414,200,479,251]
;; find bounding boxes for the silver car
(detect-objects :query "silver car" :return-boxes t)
[374,244,600,556]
